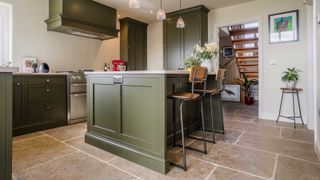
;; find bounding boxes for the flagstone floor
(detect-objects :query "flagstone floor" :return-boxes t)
[12,102,320,180]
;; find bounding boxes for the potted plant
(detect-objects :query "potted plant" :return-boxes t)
[183,56,202,71]
[235,74,258,105]
[281,68,301,89]
[189,43,219,72]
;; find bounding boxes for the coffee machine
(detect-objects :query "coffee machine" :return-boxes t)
[112,60,126,71]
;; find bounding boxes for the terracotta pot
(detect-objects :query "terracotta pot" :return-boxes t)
[245,96,254,105]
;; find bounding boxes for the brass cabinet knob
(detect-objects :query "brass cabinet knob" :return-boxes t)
[45,89,50,93]
[45,106,51,110]
[46,79,51,83]
[16,82,21,86]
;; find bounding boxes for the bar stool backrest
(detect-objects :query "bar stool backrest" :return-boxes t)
[216,69,226,92]
[189,66,208,96]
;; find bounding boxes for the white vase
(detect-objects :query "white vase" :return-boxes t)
[212,58,219,74]
[285,81,296,89]
[200,59,213,72]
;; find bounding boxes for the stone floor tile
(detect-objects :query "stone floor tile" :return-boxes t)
[42,123,87,141]
[224,114,255,122]
[224,120,281,137]
[237,133,319,162]
[190,129,242,144]
[13,132,44,142]
[207,167,265,180]
[252,118,307,129]
[13,136,76,174]
[274,156,320,180]
[188,141,276,178]
[16,152,135,180]
[281,128,314,143]
[65,136,115,161]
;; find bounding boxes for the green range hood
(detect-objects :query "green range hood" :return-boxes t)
[45,0,119,40]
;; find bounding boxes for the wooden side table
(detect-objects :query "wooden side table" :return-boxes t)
[276,88,304,128]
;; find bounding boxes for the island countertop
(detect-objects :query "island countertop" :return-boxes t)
[85,70,216,76]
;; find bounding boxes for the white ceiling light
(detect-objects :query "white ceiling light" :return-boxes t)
[156,0,166,21]
[176,0,185,28]
[129,0,140,9]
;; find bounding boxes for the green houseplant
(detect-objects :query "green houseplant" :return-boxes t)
[281,68,301,89]
[183,56,202,70]
[235,73,258,105]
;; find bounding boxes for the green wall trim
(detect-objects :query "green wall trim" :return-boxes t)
[85,132,169,174]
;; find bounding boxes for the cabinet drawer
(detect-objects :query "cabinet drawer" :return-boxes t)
[27,86,66,103]
[27,102,66,123]
[27,76,65,86]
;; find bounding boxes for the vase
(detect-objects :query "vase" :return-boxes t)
[285,81,296,89]
[200,59,213,72]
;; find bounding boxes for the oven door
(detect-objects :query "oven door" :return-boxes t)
[70,93,87,123]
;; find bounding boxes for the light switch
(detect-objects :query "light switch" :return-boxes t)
[270,60,277,65]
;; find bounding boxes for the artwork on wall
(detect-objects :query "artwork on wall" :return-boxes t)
[269,10,299,43]
[21,57,37,73]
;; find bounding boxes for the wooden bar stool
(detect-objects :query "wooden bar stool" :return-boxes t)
[276,88,304,128]
[194,69,226,143]
[168,66,208,171]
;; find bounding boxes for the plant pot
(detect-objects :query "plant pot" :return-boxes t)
[285,81,296,89]
[245,96,254,105]
[200,59,213,72]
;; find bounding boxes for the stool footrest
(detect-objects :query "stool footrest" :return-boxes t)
[175,144,207,154]
[188,135,216,144]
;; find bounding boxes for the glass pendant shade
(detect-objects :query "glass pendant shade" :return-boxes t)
[176,16,185,28]
[156,9,166,21]
[129,0,140,9]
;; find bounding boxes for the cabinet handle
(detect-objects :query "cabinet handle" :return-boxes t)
[45,89,50,93]
[16,82,21,86]
[45,106,51,110]
[46,79,51,83]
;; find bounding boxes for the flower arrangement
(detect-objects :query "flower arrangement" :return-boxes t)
[184,42,219,70]
[193,43,219,60]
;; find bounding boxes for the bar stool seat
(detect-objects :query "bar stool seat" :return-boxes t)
[170,92,200,100]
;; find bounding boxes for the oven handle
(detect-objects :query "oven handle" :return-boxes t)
[71,93,86,97]
[71,83,86,87]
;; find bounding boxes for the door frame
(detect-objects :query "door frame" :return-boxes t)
[213,17,264,118]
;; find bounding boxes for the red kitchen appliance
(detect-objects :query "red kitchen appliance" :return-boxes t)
[112,60,126,71]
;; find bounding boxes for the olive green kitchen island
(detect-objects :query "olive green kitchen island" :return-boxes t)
[0,67,18,180]
[85,70,224,174]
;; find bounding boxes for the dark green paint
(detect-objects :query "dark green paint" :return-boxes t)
[0,73,12,180]
[13,75,67,136]
[120,18,148,70]
[164,5,209,70]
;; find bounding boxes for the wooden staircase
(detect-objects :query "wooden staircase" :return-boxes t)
[228,24,259,80]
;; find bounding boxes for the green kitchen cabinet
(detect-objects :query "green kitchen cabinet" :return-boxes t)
[164,5,209,70]
[13,75,67,136]
[0,73,13,180]
[120,18,148,70]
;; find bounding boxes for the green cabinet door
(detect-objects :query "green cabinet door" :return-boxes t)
[13,76,23,128]
[183,13,201,59]
[165,16,182,70]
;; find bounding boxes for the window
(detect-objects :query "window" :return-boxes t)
[0,2,12,66]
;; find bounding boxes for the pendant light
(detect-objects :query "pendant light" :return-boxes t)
[129,0,140,9]
[176,0,185,28]
[156,0,166,21]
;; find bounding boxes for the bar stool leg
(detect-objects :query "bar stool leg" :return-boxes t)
[173,99,176,147]
[209,94,216,143]
[219,93,225,134]
[200,99,207,154]
[292,92,296,128]
[276,90,285,123]
[296,90,305,125]
[179,100,187,171]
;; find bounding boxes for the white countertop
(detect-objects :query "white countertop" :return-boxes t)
[0,67,19,73]
[85,70,216,75]
[14,72,68,76]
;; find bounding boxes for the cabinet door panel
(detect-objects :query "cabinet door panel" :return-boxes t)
[165,16,181,70]
[93,84,121,133]
[127,25,137,70]
[183,13,201,59]
[27,86,65,104]
[13,76,23,127]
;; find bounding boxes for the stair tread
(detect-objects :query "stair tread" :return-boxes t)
[234,47,259,51]
[236,56,259,59]
[232,38,258,43]
[238,63,259,66]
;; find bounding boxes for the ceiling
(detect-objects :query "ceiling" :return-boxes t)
[95,0,256,23]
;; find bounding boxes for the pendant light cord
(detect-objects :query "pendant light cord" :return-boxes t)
[179,0,182,17]
[160,0,162,9]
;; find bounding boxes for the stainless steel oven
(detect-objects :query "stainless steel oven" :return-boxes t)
[57,70,90,124]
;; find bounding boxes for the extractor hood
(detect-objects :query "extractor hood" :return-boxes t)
[45,0,119,40]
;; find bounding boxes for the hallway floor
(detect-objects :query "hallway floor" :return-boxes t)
[12,102,320,180]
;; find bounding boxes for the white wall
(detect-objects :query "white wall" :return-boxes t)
[314,0,320,159]
[208,0,310,125]
[4,0,120,72]
[147,21,164,70]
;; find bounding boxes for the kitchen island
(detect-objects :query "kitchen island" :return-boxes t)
[0,67,18,180]
[85,70,224,174]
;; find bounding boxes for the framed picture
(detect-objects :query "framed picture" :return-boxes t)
[22,57,37,73]
[269,10,299,43]
[222,46,234,58]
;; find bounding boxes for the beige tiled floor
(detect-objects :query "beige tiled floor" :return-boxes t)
[12,102,320,180]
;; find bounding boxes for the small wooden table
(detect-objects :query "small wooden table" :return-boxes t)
[276,88,304,128]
